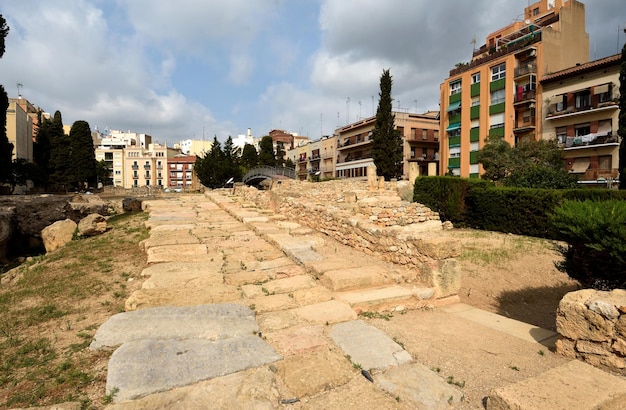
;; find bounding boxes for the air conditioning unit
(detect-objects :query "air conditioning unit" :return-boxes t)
[529,49,537,57]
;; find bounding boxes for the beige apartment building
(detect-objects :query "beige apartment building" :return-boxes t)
[123,144,168,189]
[6,98,35,161]
[335,111,440,180]
[540,54,621,187]
[440,0,589,177]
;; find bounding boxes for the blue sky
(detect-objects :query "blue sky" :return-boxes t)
[1,0,624,146]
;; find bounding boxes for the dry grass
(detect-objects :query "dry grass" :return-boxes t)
[0,211,149,409]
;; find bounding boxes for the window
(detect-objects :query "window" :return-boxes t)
[176,164,183,170]
[433,130,439,140]
[556,126,567,144]
[449,147,461,158]
[421,129,428,140]
[598,155,612,170]
[575,124,591,137]
[471,96,480,107]
[472,72,480,84]
[490,89,505,105]
[533,7,539,15]
[450,80,462,95]
[410,148,416,159]
[115,170,121,175]
[556,94,567,111]
[490,113,505,129]
[575,90,590,109]
[491,63,506,81]
[105,152,113,160]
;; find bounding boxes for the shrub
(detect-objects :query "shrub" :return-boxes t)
[550,200,626,289]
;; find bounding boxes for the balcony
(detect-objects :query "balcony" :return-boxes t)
[561,132,619,149]
[514,63,537,79]
[513,116,536,133]
[144,165,151,170]
[579,168,619,183]
[514,89,536,104]
[131,165,139,170]
[547,86,618,120]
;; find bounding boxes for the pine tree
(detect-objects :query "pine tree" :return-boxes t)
[48,111,70,191]
[371,69,403,180]
[241,143,258,170]
[275,142,286,167]
[195,136,227,188]
[618,40,626,189]
[68,120,96,190]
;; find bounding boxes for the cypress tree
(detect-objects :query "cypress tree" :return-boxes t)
[48,111,70,191]
[618,40,626,189]
[33,111,52,185]
[258,136,275,166]
[241,143,258,170]
[68,120,96,190]
[371,69,403,180]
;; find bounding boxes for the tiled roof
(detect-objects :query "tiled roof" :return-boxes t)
[541,54,621,83]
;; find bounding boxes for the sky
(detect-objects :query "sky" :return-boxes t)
[1,0,624,146]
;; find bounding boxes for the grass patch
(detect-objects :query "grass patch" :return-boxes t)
[0,210,149,408]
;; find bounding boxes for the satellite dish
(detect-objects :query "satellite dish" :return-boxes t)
[315,171,321,176]
[525,19,531,25]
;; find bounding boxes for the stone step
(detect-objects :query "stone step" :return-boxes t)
[334,285,415,311]
[486,360,626,409]
[320,266,394,291]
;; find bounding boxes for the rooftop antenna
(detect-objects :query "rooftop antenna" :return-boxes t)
[17,82,23,98]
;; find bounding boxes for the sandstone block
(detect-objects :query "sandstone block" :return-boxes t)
[77,213,107,236]
[41,219,77,253]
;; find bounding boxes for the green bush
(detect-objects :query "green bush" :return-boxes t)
[550,199,626,289]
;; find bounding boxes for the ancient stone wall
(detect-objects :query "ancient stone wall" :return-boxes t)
[556,289,626,375]
[233,180,461,297]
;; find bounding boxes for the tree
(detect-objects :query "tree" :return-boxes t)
[371,69,403,180]
[195,136,228,188]
[33,111,52,186]
[258,136,275,166]
[48,111,70,190]
[68,120,97,190]
[478,136,576,188]
[240,143,258,170]
[617,39,626,189]
[222,135,242,182]
[0,16,12,189]
[275,141,286,167]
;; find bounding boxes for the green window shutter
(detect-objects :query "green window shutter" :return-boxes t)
[448,157,460,168]
[489,102,505,114]
[449,113,461,124]
[449,92,462,104]
[470,127,480,142]
[489,78,506,91]
[470,82,481,97]
[469,173,480,179]
[448,136,461,146]
[470,105,480,119]
[488,126,505,137]
[469,151,479,164]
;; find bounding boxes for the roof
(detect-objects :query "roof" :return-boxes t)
[541,54,621,83]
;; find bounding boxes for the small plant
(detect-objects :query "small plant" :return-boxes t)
[103,387,119,404]
[393,337,405,350]
[538,349,545,356]
[358,311,393,321]
[249,304,256,311]
[240,261,247,270]
[431,367,441,373]
[510,365,520,371]
[352,362,362,370]
[447,376,465,388]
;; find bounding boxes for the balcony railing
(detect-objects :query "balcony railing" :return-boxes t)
[561,132,619,149]
[131,165,139,170]
[514,89,536,104]
[514,63,537,78]
[579,168,619,182]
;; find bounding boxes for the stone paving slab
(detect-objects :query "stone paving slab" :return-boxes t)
[486,359,626,409]
[145,244,207,264]
[330,320,412,371]
[287,248,323,263]
[105,367,279,410]
[90,304,257,350]
[140,232,200,250]
[334,285,415,309]
[441,303,558,347]
[124,285,241,311]
[321,266,394,291]
[376,363,464,409]
[301,377,412,409]
[106,335,281,402]
[264,325,329,356]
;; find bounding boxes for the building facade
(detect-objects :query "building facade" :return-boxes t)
[6,98,35,161]
[167,155,199,190]
[335,111,440,180]
[540,54,621,187]
[440,0,589,177]
[122,144,168,189]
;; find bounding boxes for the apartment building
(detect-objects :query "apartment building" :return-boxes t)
[123,143,168,188]
[540,54,621,187]
[335,111,440,180]
[440,0,589,177]
[95,131,154,187]
[167,155,199,190]
[6,98,35,161]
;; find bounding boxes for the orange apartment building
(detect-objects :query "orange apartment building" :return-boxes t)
[440,0,589,177]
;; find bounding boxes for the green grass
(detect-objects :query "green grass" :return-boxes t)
[0,210,149,408]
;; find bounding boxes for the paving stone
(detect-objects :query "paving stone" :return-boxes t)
[301,377,408,410]
[376,363,464,409]
[124,286,241,311]
[292,286,333,306]
[321,266,394,291]
[335,285,415,310]
[261,275,317,294]
[264,325,330,356]
[224,270,278,287]
[145,244,208,263]
[140,232,200,251]
[246,294,297,313]
[106,335,281,402]
[288,248,323,263]
[486,360,626,409]
[256,310,301,332]
[274,348,354,398]
[140,260,223,289]
[90,304,256,350]
[293,300,357,325]
[330,320,412,371]
[105,367,280,410]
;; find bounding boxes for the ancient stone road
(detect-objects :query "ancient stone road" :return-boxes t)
[90,191,626,409]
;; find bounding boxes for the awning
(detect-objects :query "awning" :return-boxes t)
[594,84,609,95]
[570,158,590,173]
[446,122,461,132]
[446,101,461,112]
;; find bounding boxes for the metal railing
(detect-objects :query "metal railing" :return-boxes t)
[242,166,296,184]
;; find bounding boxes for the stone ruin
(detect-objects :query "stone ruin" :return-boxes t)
[233,178,461,299]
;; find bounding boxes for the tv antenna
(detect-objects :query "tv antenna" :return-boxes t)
[17,82,23,98]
